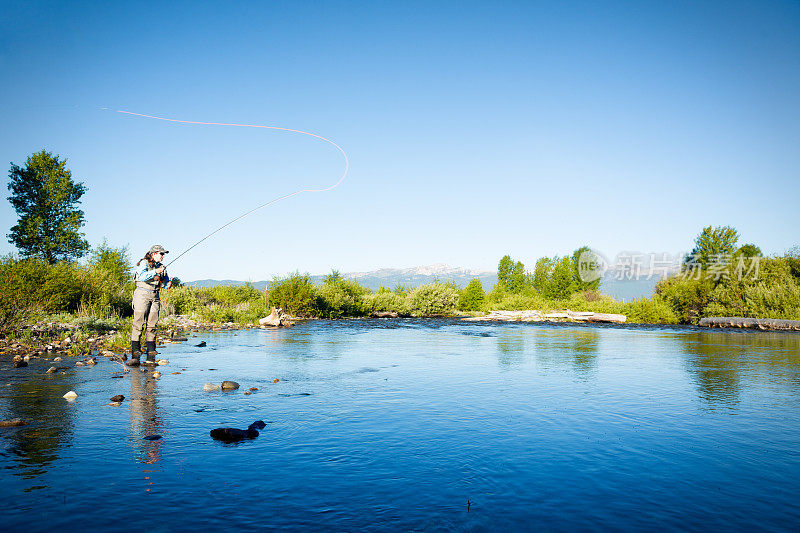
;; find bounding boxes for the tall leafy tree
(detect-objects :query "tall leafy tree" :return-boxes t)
[459,278,486,311]
[688,225,739,267]
[7,150,89,263]
[571,245,602,292]
[532,256,554,293]
[497,255,514,289]
[497,254,527,293]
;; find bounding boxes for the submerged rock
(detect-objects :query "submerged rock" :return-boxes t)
[196,341,207,347]
[108,402,122,407]
[0,418,27,428]
[203,382,221,391]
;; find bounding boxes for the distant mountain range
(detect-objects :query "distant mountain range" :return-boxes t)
[186,263,662,301]
[187,263,497,292]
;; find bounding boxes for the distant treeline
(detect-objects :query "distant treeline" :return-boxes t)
[2,226,799,334]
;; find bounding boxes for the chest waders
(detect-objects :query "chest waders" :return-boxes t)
[130,267,163,366]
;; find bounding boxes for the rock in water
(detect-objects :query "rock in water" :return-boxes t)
[108,402,122,407]
[63,391,78,400]
[221,381,240,390]
[46,366,57,374]
[0,418,27,428]
[13,360,28,368]
[210,420,265,442]
[196,341,207,347]
[110,394,125,402]
[203,382,221,391]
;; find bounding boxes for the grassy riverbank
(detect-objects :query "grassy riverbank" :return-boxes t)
[2,225,799,354]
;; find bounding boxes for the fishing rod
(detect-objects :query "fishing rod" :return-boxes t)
[114,110,350,268]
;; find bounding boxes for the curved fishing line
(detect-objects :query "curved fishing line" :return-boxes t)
[115,110,349,267]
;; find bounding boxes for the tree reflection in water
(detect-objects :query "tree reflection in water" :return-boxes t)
[531,327,600,377]
[680,330,800,409]
[1,372,77,486]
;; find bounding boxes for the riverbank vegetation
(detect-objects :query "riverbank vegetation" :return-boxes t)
[2,227,799,349]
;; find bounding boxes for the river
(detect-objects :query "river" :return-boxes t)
[2,319,799,531]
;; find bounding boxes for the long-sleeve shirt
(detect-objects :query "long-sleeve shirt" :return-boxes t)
[135,262,170,287]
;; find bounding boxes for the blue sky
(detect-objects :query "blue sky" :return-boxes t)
[1,1,798,281]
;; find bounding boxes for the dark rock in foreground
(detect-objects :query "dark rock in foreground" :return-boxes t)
[210,420,266,443]
[110,394,125,402]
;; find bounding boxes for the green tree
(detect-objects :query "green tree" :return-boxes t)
[459,278,486,311]
[735,243,762,258]
[497,254,526,293]
[497,255,513,289]
[324,269,343,284]
[543,256,576,300]
[532,257,554,293]
[571,245,602,292]
[688,225,739,268]
[7,150,89,263]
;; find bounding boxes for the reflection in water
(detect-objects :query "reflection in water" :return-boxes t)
[128,371,163,466]
[680,331,800,408]
[496,331,525,367]
[1,373,77,484]
[532,328,600,377]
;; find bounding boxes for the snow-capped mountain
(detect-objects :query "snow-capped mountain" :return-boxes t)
[188,264,497,291]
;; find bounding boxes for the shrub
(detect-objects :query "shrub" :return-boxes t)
[655,275,714,324]
[624,297,678,324]
[318,279,370,318]
[267,273,320,317]
[364,287,409,315]
[162,285,200,315]
[408,282,459,316]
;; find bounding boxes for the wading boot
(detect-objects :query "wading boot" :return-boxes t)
[129,341,142,367]
[144,341,158,365]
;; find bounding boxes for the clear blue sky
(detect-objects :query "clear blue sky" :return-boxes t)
[1,0,798,281]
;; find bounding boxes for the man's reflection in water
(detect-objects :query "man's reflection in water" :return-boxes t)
[128,370,163,467]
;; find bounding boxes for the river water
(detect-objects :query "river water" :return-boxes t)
[2,319,799,531]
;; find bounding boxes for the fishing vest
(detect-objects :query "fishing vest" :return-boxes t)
[135,262,162,291]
